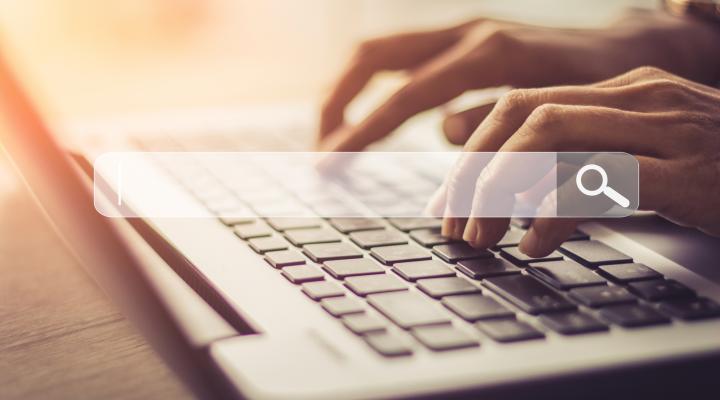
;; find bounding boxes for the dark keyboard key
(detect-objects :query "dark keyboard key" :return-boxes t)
[417,277,480,298]
[301,281,345,300]
[560,240,632,268]
[598,263,662,283]
[484,274,576,315]
[234,222,272,239]
[568,230,590,241]
[219,216,255,226]
[266,217,323,231]
[442,294,513,321]
[388,217,442,232]
[599,304,670,327]
[500,247,563,266]
[323,258,384,279]
[320,297,364,317]
[658,298,720,320]
[349,229,407,249]
[342,314,387,334]
[248,236,289,254]
[628,279,695,301]
[281,265,325,283]
[303,242,363,262]
[569,285,636,308]
[368,291,451,328]
[284,227,342,246]
[539,311,608,335]
[528,260,606,290]
[364,333,413,357]
[370,244,431,265]
[410,228,458,247]
[345,274,408,296]
[264,250,306,268]
[457,258,521,280]
[476,319,544,342]
[432,243,493,263]
[493,229,525,249]
[412,325,479,351]
[329,218,385,233]
[393,260,454,282]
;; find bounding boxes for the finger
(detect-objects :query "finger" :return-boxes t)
[442,103,496,145]
[519,218,579,257]
[320,53,473,152]
[319,23,475,139]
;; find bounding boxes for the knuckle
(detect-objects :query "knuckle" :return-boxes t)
[493,89,536,119]
[629,65,669,80]
[354,38,382,61]
[520,104,566,142]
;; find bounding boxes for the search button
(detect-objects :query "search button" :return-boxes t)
[575,164,630,208]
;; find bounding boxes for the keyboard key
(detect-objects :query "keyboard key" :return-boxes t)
[320,297,364,317]
[568,230,590,241]
[476,319,544,343]
[301,281,345,300]
[484,275,576,315]
[539,311,608,335]
[442,294,513,321]
[248,236,289,254]
[284,227,342,246]
[264,250,306,268]
[349,229,407,249]
[281,265,325,283]
[393,260,455,282]
[500,247,563,266]
[329,218,384,233]
[417,277,480,298]
[370,244,431,265]
[493,229,525,249]
[658,298,720,320]
[598,263,662,283]
[411,325,479,351]
[303,242,363,262]
[528,260,606,290]
[560,240,632,268]
[599,304,670,327]
[266,217,323,231]
[219,216,255,226]
[432,243,493,263]
[510,218,532,229]
[323,258,385,279]
[628,279,695,301]
[457,258,521,280]
[345,274,408,296]
[569,285,636,308]
[410,228,458,247]
[368,291,451,328]
[342,314,387,335]
[364,333,413,357]
[234,222,272,239]
[388,217,442,232]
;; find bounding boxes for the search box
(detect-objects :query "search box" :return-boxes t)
[93,151,638,219]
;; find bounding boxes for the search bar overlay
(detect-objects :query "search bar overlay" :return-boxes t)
[93,152,638,219]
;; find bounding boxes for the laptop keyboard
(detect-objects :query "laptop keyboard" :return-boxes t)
[132,134,720,357]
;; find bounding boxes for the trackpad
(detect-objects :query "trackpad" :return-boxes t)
[598,214,720,285]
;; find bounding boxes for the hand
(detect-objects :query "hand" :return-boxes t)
[317,9,720,152]
[429,66,720,257]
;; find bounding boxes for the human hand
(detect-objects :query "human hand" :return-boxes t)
[317,9,720,151]
[428,66,720,257]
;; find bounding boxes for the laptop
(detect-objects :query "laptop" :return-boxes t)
[3,42,720,399]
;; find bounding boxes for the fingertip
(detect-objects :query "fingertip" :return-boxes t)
[442,114,468,145]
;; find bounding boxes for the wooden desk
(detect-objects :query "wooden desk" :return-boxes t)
[0,154,191,400]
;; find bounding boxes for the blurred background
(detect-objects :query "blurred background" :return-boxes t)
[0,0,656,125]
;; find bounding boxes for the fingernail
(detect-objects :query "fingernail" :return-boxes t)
[519,227,542,257]
[463,219,479,245]
[441,218,455,238]
[443,115,467,143]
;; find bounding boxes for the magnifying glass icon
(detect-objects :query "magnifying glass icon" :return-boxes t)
[575,164,630,208]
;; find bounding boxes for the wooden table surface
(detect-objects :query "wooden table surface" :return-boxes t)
[0,153,192,400]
